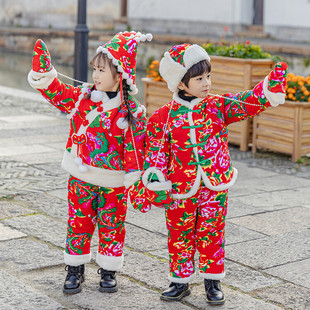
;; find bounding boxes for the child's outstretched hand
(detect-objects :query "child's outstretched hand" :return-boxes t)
[28,39,57,89]
[32,39,54,75]
[264,62,288,107]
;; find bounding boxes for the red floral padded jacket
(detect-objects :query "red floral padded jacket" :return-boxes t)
[143,79,271,199]
[37,77,146,188]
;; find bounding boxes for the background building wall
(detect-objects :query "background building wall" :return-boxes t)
[264,0,310,42]
[127,0,254,36]
[0,0,121,30]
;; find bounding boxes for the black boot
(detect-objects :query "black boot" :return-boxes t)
[204,279,225,305]
[98,268,118,293]
[160,282,191,301]
[63,265,85,294]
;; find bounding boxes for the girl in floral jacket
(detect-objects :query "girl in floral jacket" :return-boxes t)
[28,31,152,294]
[129,43,287,304]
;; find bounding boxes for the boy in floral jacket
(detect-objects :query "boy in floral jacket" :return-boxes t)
[129,43,287,304]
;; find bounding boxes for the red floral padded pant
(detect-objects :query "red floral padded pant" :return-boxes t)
[65,176,126,260]
[165,186,228,282]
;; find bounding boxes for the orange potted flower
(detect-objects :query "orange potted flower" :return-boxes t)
[252,72,310,161]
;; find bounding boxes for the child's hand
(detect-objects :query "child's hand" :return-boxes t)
[264,62,288,107]
[32,39,54,74]
[127,180,151,213]
[142,168,173,208]
[28,39,57,89]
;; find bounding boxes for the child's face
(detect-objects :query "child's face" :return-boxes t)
[92,60,120,92]
[178,71,211,98]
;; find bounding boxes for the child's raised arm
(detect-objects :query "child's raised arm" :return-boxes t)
[218,62,287,125]
[28,39,89,114]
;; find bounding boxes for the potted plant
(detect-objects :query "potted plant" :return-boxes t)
[252,72,310,162]
[142,42,277,151]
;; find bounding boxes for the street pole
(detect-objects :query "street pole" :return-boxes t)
[74,0,89,86]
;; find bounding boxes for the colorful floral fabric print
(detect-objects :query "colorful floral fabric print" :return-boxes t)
[144,78,270,195]
[165,186,228,279]
[38,77,146,173]
[66,176,126,257]
[32,39,53,73]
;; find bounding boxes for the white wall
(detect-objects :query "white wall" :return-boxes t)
[264,0,310,28]
[128,0,253,24]
[0,0,120,29]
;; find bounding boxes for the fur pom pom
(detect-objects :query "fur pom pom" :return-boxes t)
[91,90,104,103]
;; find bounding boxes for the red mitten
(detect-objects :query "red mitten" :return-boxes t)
[127,180,151,213]
[32,39,54,73]
[142,167,173,208]
[28,39,57,89]
[145,183,173,208]
[263,62,288,107]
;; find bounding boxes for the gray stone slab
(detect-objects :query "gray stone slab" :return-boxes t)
[186,283,282,309]
[47,188,68,201]
[0,118,67,131]
[0,134,67,147]
[0,270,64,310]
[3,214,67,248]
[225,221,266,245]
[264,258,310,289]
[0,200,33,219]
[28,265,192,310]
[234,161,279,180]
[0,143,58,157]
[0,238,63,271]
[253,282,310,310]
[224,261,283,292]
[11,151,64,165]
[0,222,27,241]
[126,206,167,235]
[125,222,167,252]
[228,206,310,236]
[17,192,68,220]
[230,188,310,212]
[33,162,67,176]
[226,197,267,218]
[226,229,310,269]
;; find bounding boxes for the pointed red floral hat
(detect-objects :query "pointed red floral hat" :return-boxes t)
[96,31,153,95]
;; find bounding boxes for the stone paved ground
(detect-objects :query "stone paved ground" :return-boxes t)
[0,86,310,310]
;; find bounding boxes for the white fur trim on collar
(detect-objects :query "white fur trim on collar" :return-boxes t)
[172,92,202,108]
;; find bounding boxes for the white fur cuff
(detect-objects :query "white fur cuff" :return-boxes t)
[27,68,57,89]
[263,76,285,107]
[167,273,195,284]
[199,271,226,280]
[124,171,142,188]
[96,253,124,271]
[147,180,172,191]
[63,251,91,266]
[142,167,166,186]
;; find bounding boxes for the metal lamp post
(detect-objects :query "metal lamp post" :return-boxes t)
[74,0,89,86]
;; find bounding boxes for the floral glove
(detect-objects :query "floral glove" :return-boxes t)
[142,167,173,208]
[263,62,288,107]
[127,180,151,213]
[27,39,57,89]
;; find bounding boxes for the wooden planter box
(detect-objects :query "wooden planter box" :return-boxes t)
[252,101,310,162]
[142,57,274,151]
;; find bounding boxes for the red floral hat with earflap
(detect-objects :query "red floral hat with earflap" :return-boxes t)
[159,43,210,93]
[96,31,153,95]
